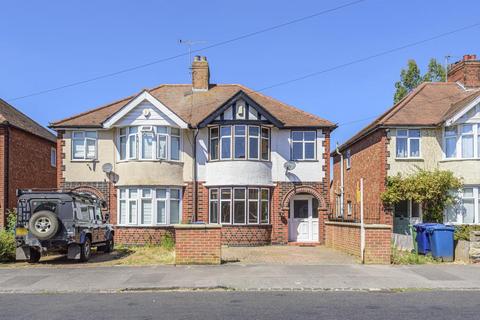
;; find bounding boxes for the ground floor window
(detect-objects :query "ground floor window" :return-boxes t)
[118,186,181,226]
[445,186,480,224]
[209,187,269,225]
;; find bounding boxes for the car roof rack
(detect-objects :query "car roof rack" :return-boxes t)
[16,189,105,204]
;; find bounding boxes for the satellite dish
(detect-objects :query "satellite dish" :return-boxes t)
[283,161,296,172]
[142,108,151,118]
[102,163,113,174]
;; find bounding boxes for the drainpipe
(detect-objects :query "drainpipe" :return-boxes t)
[191,128,199,223]
[335,143,344,217]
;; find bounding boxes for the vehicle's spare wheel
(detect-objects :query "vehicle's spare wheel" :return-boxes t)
[28,210,59,240]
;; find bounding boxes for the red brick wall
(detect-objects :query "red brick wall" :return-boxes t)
[325,221,392,264]
[364,227,391,264]
[332,129,391,225]
[115,226,174,245]
[0,126,56,227]
[174,225,221,264]
[221,225,272,246]
[448,58,480,88]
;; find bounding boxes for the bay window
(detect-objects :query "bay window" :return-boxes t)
[210,187,270,224]
[396,129,420,158]
[445,187,479,224]
[72,131,97,160]
[291,130,316,161]
[210,125,270,161]
[118,187,182,226]
[117,126,181,162]
[443,124,480,159]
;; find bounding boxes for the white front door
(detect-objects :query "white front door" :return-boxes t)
[289,195,319,242]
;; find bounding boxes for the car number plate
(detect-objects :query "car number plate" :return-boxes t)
[15,227,28,236]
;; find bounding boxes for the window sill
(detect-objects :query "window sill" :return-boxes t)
[116,224,178,228]
[71,159,99,163]
[217,223,271,227]
[439,158,480,162]
[207,159,272,164]
[394,157,424,161]
[116,159,184,165]
[291,160,319,163]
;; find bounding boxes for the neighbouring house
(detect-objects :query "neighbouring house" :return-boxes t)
[49,56,335,246]
[331,54,480,251]
[0,99,57,227]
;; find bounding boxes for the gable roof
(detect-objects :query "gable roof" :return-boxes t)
[50,84,335,129]
[336,82,478,152]
[0,98,56,142]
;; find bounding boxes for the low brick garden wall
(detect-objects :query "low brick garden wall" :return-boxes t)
[325,221,392,264]
[174,224,222,265]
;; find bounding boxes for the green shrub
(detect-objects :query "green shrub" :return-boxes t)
[454,225,480,241]
[0,211,16,262]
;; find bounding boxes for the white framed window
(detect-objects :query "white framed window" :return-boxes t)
[444,126,457,158]
[72,131,97,160]
[117,187,182,226]
[443,124,480,159]
[209,127,219,161]
[345,149,351,169]
[210,125,270,161]
[445,187,479,225]
[209,187,269,225]
[291,130,316,161]
[117,126,181,162]
[220,126,232,160]
[396,129,420,158]
[50,148,57,167]
[234,125,247,160]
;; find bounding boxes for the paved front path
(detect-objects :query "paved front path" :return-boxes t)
[222,246,357,265]
[0,264,479,293]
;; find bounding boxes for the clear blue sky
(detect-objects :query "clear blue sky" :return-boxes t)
[2,0,480,148]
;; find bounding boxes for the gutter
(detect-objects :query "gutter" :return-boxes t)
[335,143,344,217]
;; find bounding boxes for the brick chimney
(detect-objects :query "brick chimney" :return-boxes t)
[447,54,480,88]
[191,56,210,91]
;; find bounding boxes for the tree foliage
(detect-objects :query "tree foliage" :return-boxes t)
[381,169,462,223]
[393,58,446,104]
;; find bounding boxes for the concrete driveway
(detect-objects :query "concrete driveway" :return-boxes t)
[222,245,358,265]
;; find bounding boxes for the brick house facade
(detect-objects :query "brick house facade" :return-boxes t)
[328,54,480,262]
[0,99,57,227]
[50,56,335,246]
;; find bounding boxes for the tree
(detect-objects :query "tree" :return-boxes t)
[381,169,463,223]
[393,58,446,104]
[423,58,446,82]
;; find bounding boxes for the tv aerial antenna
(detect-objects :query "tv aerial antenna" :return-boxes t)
[178,39,207,68]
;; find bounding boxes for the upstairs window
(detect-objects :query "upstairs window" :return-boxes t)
[291,130,316,161]
[50,148,57,167]
[345,149,351,169]
[72,131,97,160]
[210,125,270,161]
[444,127,457,158]
[396,129,420,158]
[443,124,480,159]
[118,126,181,162]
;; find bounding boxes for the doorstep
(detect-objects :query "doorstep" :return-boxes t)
[287,242,321,247]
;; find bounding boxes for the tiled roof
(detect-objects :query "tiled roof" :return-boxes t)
[0,98,56,142]
[336,82,478,151]
[50,84,335,129]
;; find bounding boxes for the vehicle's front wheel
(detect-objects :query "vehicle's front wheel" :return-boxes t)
[79,237,91,262]
[28,248,41,263]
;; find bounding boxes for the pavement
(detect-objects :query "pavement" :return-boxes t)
[1,291,480,320]
[1,263,480,293]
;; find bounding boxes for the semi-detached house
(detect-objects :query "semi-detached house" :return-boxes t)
[332,54,480,250]
[50,56,335,246]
